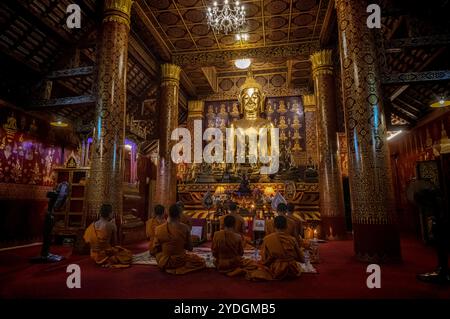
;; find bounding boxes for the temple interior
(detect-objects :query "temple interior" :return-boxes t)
[0,0,450,299]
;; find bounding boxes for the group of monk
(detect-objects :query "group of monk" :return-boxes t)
[83,201,308,280]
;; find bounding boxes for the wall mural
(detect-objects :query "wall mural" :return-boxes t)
[0,107,77,186]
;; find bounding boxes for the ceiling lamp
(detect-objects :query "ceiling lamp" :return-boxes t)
[430,97,450,108]
[235,33,249,41]
[50,120,68,127]
[234,58,251,69]
[207,0,246,35]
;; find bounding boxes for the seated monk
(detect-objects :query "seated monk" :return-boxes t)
[219,202,251,248]
[151,204,206,275]
[176,201,193,231]
[212,215,257,276]
[266,203,297,239]
[146,204,166,252]
[83,204,132,268]
[247,215,304,281]
[219,202,246,235]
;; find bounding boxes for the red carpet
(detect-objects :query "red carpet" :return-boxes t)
[0,238,449,299]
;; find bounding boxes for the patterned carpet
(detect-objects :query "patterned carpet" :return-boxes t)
[132,247,317,273]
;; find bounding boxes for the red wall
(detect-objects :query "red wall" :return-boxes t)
[0,105,77,246]
[389,110,450,235]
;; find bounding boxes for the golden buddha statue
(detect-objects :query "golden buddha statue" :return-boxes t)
[207,104,215,118]
[266,101,274,115]
[278,100,287,114]
[292,115,301,129]
[230,71,277,179]
[231,102,240,117]
[219,103,228,116]
[292,140,303,151]
[278,116,288,130]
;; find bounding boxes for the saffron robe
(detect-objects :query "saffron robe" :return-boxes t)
[83,221,132,268]
[151,222,206,275]
[247,232,304,281]
[211,229,257,276]
[265,217,298,239]
[146,217,165,251]
[219,212,246,235]
[180,212,193,231]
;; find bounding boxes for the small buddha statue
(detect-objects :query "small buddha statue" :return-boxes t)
[278,116,288,130]
[207,105,215,118]
[291,115,301,129]
[219,103,228,116]
[292,140,303,151]
[231,102,240,117]
[278,100,287,114]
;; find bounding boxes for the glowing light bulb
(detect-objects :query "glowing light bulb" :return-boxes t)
[439,99,445,105]
[224,0,228,4]
[213,1,217,6]
[235,34,241,40]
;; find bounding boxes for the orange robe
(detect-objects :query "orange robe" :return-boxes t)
[265,217,297,238]
[247,232,304,281]
[83,222,132,268]
[146,217,165,251]
[151,222,205,275]
[180,212,193,231]
[219,212,246,235]
[212,229,257,276]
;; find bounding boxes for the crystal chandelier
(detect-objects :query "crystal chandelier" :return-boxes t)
[207,0,246,35]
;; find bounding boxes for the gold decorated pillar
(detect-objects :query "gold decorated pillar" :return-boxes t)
[302,94,318,166]
[87,0,133,223]
[187,100,204,139]
[336,0,401,261]
[311,50,347,240]
[155,64,181,209]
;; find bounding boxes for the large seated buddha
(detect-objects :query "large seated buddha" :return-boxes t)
[228,72,278,181]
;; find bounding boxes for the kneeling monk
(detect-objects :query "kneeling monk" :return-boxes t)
[247,215,304,280]
[146,204,166,252]
[212,215,257,276]
[83,204,132,268]
[151,204,206,274]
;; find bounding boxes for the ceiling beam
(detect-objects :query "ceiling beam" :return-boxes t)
[180,70,197,97]
[129,34,159,77]
[286,60,294,89]
[392,103,418,121]
[386,34,450,50]
[172,42,319,67]
[47,66,95,80]
[133,1,171,61]
[201,66,218,93]
[389,47,447,101]
[319,0,336,46]
[383,70,450,84]
[31,95,95,109]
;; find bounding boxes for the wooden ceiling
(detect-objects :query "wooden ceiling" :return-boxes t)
[0,0,449,140]
[140,0,326,52]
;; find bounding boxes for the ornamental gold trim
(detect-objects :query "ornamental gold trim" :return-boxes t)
[302,94,316,109]
[188,100,204,118]
[310,49,334,77]
[103,0,133,27]
[161,64,181,82]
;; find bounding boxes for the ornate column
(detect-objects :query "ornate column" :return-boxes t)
[187,100,204,139]
[302,94,319,166]
[336,0,401,261]
[311,50,347,240]
[87,0,133,223]
[155,64,181,209]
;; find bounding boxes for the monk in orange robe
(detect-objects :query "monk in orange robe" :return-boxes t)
[219,202,252,248]
[176,201,193,231]
[286,203,304,238]
[151,204,206,275]
[146,204,166,252]
[247,215,304,281]
[265,203,298,239]
[83,204,132,268]
[219,202,246,235]
[212,215,257,276]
